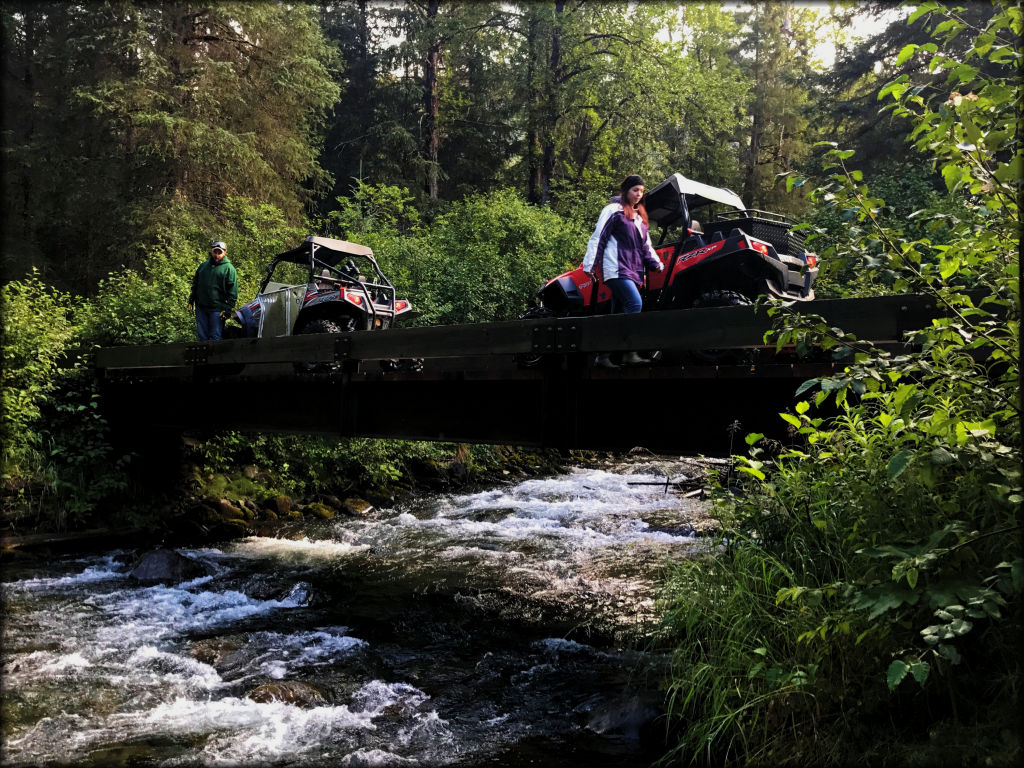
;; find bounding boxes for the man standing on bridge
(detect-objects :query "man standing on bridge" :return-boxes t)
[187,240,238,341]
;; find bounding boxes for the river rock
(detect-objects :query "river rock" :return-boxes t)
[306,502,336,520]
[272,494,293,515]
[242,464,259,480]
[447,460,468,486]
[584,693,660,740]
[217,498,245,519]
[129,548,213,584]
[189,637,243,667]
[246,680,328,708]
[343,497,375,516]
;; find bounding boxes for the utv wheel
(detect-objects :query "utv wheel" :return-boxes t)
[691,290,752,310]
[689,291,753,364]
[516,306,557,368]
[298,317,355,335]
[294,317,355,371]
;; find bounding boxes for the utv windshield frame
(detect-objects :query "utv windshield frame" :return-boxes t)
[645,173,752,246]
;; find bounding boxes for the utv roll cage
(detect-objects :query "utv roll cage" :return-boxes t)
[644,173,805,258]
[259,235,399,327]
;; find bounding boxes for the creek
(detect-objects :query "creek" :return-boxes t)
[1,457,716,767]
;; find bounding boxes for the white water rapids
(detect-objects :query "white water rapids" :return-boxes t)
[1,459,716,766]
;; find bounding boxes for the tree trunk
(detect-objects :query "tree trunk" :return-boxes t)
[423,0,441,199]
[538,0,565,207]
[742,7,762,208]
[525,10,541,204]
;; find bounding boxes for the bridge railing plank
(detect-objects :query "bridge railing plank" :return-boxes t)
[95,294,941,371]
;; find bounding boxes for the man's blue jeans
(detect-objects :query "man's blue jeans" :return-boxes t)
[605,278,643,314]
[196,308,224,341]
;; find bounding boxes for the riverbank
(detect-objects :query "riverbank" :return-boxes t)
[1,445,725,560]
[0,444,574,555]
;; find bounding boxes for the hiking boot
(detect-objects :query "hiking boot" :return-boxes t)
[622,351,650,365]
[594,354,619,369]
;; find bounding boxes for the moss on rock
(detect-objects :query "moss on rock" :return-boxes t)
[343,497,374,516]
[306,502,335,520]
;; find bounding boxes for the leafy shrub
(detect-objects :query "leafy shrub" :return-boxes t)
[411,188,586,325]
[659,4,1021,765]
[1,272,82,479]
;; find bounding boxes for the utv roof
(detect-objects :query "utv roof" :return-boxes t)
[274,235,375,266]
[645,173,747,228]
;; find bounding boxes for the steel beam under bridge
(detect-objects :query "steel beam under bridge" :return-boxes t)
[95,294,943,455]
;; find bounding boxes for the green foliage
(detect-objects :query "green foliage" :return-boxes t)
[1,273,83,478]
[3,1,339,292]
[801,163,968,296]
[43,359,130,528]
[412,188,586,325]
[0,274,133,528]
[187,431,503,500]
[659,3,1021,764]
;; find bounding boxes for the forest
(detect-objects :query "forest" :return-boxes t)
[1,1,1020,765]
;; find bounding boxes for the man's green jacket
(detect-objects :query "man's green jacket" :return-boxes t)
[190,256,238,311]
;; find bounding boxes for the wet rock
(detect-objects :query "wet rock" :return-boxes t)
[272,495,293,515]
[246,680,329,708]
[343,497,375,516]
[447,460,468,486]
[306,502,336,520]
[584,693,661,740]
[220,518,253,535]
[217,498,245,520]
[408,458,449,489]
[242,465,259,480]
[191,502,222,525]
[189,637,243,666]
[129,548,213,584]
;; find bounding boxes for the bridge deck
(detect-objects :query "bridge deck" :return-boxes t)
[95,294,942,455]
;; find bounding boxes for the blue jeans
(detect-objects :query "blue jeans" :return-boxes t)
[195,308,224,341]
[605,278,643,314]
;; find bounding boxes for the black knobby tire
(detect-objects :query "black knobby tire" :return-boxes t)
[689,290,753,364]
[691,289,753,309]
[516,305,557,368]
[294,316,356,371]
[298,316,355,335]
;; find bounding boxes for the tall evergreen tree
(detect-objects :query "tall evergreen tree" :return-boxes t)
[734,1,822,213]
[2,1,338,290]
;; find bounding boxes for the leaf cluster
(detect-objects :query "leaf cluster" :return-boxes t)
[658,3,1021,764]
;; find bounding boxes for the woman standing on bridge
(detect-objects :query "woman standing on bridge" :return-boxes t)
[582,174,664,368]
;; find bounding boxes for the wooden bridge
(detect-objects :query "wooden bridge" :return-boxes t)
[95,294,943,456]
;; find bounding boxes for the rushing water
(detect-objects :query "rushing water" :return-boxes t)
[1,459,714,767]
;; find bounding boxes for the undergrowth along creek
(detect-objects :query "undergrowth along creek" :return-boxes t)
[654,5,1021,765]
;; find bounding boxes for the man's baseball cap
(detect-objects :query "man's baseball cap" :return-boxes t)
[211,241,227,251]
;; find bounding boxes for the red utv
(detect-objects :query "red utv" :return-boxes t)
[524,173,818,320]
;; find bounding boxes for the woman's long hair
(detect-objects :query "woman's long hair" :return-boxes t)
[621,197,650,227]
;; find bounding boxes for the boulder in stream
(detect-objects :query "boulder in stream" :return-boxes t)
[343,497,375,516]
[246,680,329,707]
[584,693,661,740]
[129,548,213,584]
